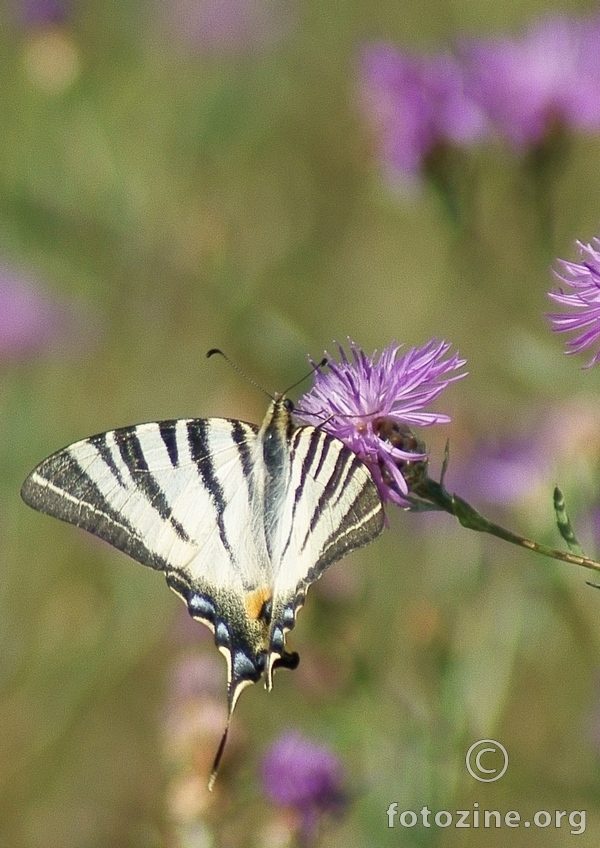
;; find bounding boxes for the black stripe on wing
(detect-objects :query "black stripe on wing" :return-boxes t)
[187,420,237,564]
[21,450,169,571]
[159,420,179,466]
[278,428,324,562]
[313,457,383,571]
[279,429,383,575]
[298,434,383,572]
[111,427,191,542]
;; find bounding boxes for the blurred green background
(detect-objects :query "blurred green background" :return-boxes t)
[4,0,600,845]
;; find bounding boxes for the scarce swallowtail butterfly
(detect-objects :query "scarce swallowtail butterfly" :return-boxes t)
[21,379,384,787]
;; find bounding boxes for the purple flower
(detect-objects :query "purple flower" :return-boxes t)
[17,0,70,27]
[0,265,78,361]
[261,731,346,843]
[547,239,600,367]
[296,339,466,506]
[358,44,486,181]
[454,435,551,507]
[165,0,295,54]
[461,15,600,149]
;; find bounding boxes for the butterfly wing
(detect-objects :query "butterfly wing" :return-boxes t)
[265,424,384,685]
[21,418,276,682]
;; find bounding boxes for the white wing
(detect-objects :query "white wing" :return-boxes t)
[20,417,272,592]
[265,424,384,684]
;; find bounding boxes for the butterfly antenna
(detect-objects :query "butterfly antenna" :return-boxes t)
[206,348,271,400]
[281,357,328,396]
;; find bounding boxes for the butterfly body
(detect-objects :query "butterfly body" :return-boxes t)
[21,395,384,782]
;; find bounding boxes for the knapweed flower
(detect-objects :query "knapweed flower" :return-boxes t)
[358,44,487,182]
[0,265,85,361]
[547,239,600,367]
[261,731,346,844]
[296,339,466,506]
[461,14,600,149]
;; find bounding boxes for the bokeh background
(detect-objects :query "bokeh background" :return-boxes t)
[3,0,600,845]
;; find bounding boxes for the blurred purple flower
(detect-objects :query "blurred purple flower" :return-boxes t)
[358,44,487,181]
[17,0,70,27]
[461,15,600,149]
[261,731,346,843]
[165,0,295,54]
[453,435,551,507]
[296,339,466,506]
[547,239,600,367]
[0,265,97,362]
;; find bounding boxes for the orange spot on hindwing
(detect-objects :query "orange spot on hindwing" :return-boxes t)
[244,587,272,622]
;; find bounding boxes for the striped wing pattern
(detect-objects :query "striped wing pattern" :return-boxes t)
[21,398,384,738]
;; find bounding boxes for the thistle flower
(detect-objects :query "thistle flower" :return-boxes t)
[358,44,486,182]
[296,339,466,506]
[261,731,346,844]
[547,239,600,367]
[461,15,600,149]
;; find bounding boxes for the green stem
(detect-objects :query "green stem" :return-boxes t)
[411,476,600,576]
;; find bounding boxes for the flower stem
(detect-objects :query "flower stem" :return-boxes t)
[411,476,600,576]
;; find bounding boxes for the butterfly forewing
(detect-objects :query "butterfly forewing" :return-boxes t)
[21,418,264,580]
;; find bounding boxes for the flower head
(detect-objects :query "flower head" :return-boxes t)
[296,339,466,506]
[547,239,600,367]
[358,44,486,182]
[461,14,600,149]
[261,731,346,842]
[0,264,92,361]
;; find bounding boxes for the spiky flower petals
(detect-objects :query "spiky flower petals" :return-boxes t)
[548,239,600,367]
[296,339,466,506]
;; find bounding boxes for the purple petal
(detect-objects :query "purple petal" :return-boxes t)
[297,339,466,504]
[547,238,600,366]
[261,731,344,811]
[462,14,600,148]
[358,43,486,180]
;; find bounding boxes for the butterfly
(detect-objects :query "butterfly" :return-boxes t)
[21,388,384,786]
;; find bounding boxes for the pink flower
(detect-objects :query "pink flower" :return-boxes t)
[359,44,486,180]
[297,339,466,505]
[0,265,91,361]
[462,14,600,148]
